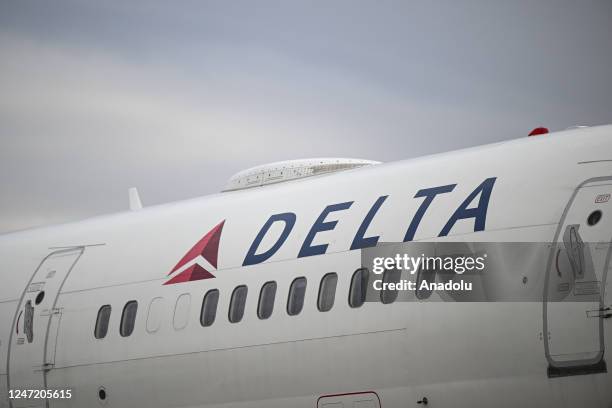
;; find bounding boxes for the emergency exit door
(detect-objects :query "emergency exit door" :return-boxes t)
[544,179,612,376]
[7,248,83,407]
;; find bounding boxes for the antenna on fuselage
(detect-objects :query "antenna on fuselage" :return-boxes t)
[129,187,143,211]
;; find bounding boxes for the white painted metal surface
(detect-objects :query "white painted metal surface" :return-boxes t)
[0,126,611,407]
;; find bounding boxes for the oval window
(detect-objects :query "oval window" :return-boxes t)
[318,273,338,312]
[120,301,138,337]
[94,305,112,339]
[349,268,369,308]
[229,285,248,323]
[287,277,307,316]
[201,289,219,327]
[146,297,165,334]
[258,281,277,320]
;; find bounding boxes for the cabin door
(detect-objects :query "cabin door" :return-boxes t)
[544,179,612,376]
[7,248,83,407]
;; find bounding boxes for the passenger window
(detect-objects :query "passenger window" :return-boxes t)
[349,268,369,308]
[120,300,138,337]
[146,297,164,334]
[173,293,191,330]
[200,289,219,327]
[380,268,401,304]
[258,281,277,320]
[229,285,248,323]
[318,273,338,312]
[94,305,112,339]
[287,277,307,316]
[416,266,436,300]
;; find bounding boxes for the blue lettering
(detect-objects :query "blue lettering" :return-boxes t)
[298,202,353,258]
[350,195,388,250]
[243,212,296,266]
[404,184,456,241]
[439,177,497,236]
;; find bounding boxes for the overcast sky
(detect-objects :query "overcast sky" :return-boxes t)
[1,1,612,234]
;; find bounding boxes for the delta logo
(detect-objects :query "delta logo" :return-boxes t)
[164,220,225,285]
[164,177,497,285]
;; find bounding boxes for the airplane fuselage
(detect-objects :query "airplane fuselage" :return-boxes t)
[1,126,612,407]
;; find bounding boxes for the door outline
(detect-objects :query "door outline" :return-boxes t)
[6,246,84,407]
[543,176,612,375]
[317,391,381,408]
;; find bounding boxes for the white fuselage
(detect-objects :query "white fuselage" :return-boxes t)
[1,126,612,407]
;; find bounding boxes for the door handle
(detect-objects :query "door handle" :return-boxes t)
[587,307,612,319]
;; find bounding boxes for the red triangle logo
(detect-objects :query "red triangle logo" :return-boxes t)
[164,264,215,285]
[169,220,225,274]
[164,220,225,285]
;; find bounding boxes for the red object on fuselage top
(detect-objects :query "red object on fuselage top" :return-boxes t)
[528,127,549,136]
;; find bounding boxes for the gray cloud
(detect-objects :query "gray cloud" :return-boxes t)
[1,0,611,233]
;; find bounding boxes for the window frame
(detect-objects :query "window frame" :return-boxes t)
[380,268,402,304]
[173,293,191,331]
[317,273,338,312]
[200,289,220,327]
[146,297,164,334]
[94,304,112,339]
[287,277,307,316]
[228,285,248,323]
[257,281,277,320]
[349,268,369,308]
[416,266,436,300]
[119,300,138,337]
